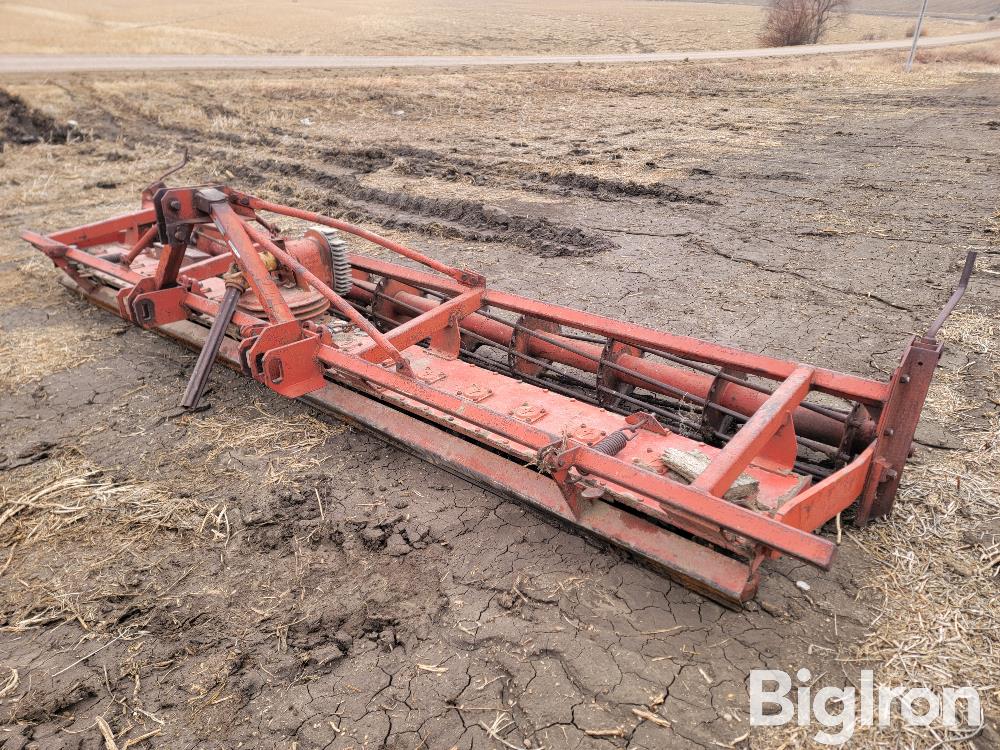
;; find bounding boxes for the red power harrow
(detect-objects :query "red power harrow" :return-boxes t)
[22,179,974,606]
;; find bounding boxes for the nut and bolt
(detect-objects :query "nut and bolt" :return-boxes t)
[879,468,898,483]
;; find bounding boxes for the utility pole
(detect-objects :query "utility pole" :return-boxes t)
[904,0,930,72]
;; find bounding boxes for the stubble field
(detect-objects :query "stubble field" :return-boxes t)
[1,14,999,750]
[0,0,991,56]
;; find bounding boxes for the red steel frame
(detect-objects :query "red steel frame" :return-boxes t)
[21,184,971,606]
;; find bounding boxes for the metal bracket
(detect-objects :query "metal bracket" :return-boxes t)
[701,369,744,442]
[855,336,942,525]
[241,321,326,398]
[130,285,189,327]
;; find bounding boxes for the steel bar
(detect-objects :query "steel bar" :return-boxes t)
[50,207,157,248]
[121,225,159,266]
[181,284,241,409]
[240,193,480,287]
[904,0,930,72]
[210,202,295,324]
[694,368,813,496]
[561,447,837,569]
[362,288,482,359]
[176,251,234,282]
[925,251,976,338]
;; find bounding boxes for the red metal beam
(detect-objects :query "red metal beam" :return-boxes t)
[693,367,813,497]
[240,193,483,288]
[49,207,157,247]
[122,225,159,266]
[30,186,949,605]
[348,254,888,405]
[361,288,483,361]
[561,446,836,569]
[210,200,296,324]
[776,444,874,531]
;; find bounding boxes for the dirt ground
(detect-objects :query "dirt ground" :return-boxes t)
[1,41,999,750]
[0,0,993,56]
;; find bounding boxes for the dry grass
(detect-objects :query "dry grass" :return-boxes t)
[44,47,978,195]
[918,42,1000,66]
[0,453,207,551]
[0,0,985,56]
[0,256,66,312]
[161,398,343,489]
[766,308,1000,748]
[0,451,213,632]
[0,318,119,393]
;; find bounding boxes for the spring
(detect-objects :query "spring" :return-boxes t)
[311,226,354,296]
[590,430,628,456]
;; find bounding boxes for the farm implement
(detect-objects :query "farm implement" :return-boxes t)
[21,178,974,606]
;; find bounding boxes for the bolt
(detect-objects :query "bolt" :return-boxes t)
[168,199,181,211]
[900,375,911,384]
[885,428,895,436]
[173,229,186,241]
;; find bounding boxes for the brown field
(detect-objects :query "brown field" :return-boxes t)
[1,5,999,750]
[698,0,1000,20]
[0,0,992,56]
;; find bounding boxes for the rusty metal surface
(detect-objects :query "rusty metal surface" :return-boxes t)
[21,185,971,604]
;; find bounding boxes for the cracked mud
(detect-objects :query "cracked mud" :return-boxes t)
[1,46,999,750]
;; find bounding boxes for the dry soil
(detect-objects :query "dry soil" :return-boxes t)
[0,41,998,750]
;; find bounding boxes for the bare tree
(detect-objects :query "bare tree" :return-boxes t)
[759,0,850,47]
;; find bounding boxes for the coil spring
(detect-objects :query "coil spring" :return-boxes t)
[312,226,353,297]
[590,429,628,456]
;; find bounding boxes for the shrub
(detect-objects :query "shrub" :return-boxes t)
[759,0,849,47]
